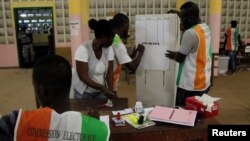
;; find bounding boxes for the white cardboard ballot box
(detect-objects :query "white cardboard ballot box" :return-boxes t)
[135,14,180,107]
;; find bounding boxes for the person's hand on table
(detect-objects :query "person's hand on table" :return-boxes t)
[101,87,116,99]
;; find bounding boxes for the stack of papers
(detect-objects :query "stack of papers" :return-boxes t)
[148,106,197,126]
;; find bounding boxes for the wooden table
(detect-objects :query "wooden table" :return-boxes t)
[70,98,128,111]
[70,98,219,141]
[110,118,219,141]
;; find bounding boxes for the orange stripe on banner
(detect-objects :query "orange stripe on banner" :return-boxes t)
[16,108,52,141]
[194,26,206,90]
[113,64,122,90]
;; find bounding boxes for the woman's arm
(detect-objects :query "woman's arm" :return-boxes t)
[129,45,137,58]
[125,44,145,72]
[106,60,113,92]
[76,60,105,90]
[76,60,114,98]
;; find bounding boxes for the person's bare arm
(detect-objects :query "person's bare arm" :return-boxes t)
[129,46,137,58]
[165,50,186,63]
[76,60,115,98]
[106,60,113,92]
[125,44,145,72]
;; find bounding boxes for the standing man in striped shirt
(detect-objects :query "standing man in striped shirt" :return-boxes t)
[165,2,212,107]
[223,20,242,74]
[111,13,145,93]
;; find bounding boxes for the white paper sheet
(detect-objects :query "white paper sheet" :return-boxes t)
[70,18,80,36]
[163,19,169,45]
[135,19,146,44]
[112,108,134,116]
[195,94,221,112]
[146,20,158,43]
[135,17,170,70]
[157,19,164,45]
[100,115,110,129]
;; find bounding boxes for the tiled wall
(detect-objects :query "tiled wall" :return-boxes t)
[89,0,250,43]
[0,0,13,44]
[220,0,250,40]
[1,0,250,46]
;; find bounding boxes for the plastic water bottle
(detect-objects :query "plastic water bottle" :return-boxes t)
[135,101,144,114]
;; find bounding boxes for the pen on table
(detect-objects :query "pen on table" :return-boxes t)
[169,109,175,119]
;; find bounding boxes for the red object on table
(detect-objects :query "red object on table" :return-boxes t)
[116,112,121,120]
[185,96,219,118]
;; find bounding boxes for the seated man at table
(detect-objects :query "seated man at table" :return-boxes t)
[0,55,110,141]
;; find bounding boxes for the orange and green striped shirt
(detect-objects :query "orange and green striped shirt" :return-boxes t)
[177,24,212,91]
[112,34,132,91]
[14,108,110,141]
[225,27,240,51]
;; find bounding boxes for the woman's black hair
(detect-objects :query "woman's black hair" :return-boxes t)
[112,13,129,29]
[88,19,113,39]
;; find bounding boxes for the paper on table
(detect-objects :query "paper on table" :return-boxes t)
[100,115,110,129]
[195,94,221,104]
[112,108,133,116]
[148,106,197,126]
[103,99,113,107]
[195,94,221,112]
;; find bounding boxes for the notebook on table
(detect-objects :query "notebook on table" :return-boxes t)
[148,106,197,126]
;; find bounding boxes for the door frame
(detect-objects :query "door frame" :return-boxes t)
[13,7,55,68]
